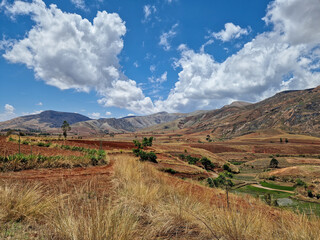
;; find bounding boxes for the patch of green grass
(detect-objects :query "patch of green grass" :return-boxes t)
[282,200,320,217]
[228,161,243,165]
[260,181,295,191]
[234,185,292,198]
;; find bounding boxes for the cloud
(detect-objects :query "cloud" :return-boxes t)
[263,0,320,45]
[154,0,320,113]
[89,112,101,119]
[127,113,134,116]
[22,110,43,115]
[2,0,153,114]
[0,104,16,121]
[213,23,249,42]
[70,0,85,9]
[159,23,178,51]
[36,102,43,106]
[133,61,139,68]
[150,65,156,72]
[143,5,156,21]
[105,111,112,116]
[149,71,167,84]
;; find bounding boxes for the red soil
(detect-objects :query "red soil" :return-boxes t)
[0,137,85,157]
[64,139,135,150]
[190,143,246,153]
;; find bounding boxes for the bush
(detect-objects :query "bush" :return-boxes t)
[139,151,157,163]
[200,157,215,171]
[186,155,199,165]
[223,164,231,172]
[308,190,314,198]
[160,168,177,174]
[295,178,306,187]
[269,158,279,168]
[142,137,153,147]
[268,175,276,181]
[132,149,157,163]
[22,140,30,145]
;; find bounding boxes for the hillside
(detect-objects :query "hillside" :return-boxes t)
[71,112,187,134]
[176,86,320,137]
[0,110,91,132]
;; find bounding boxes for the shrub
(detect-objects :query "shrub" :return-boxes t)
[295,178,306,187]
[142,137,153,147]
[132,148,157,163]
[139,151,157,163]
[160,168,177,174]
[308,190,314,198]
[186,155,199,165]
[200,157,215,171]
[269,158,279,168]
[268,175,276,181]
[223,164,231,172]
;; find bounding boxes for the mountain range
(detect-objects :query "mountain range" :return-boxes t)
[1,86,319,137]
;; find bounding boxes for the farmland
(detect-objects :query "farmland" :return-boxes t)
[1,129,320,239]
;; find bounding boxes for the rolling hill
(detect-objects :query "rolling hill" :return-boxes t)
[0,110,91,132]
[171,86,320,137]
[1,86,319,137]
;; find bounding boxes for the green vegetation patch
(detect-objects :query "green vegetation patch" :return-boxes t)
[235,185,292,199]
[0,151,107,172]
[260,181,295,191]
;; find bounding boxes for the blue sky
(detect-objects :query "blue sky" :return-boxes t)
[0,0,320,121]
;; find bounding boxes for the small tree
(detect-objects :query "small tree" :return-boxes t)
[269,158,279,168]
[61,121,71,139]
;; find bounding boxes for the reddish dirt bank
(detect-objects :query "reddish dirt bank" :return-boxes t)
[0,163,113,181]
[0,136,85,156]
[66,139,135,150]
[190,143,246,153]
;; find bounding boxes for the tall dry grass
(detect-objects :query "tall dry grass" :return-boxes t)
[1,154,320,239]
[112,155,320,239]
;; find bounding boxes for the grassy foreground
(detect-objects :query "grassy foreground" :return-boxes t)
[1,154,320,239]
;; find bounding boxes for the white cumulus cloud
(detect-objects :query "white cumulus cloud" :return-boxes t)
[213,22,249,42]
[70,0,85,9]
[154,0,320,112]
[2,0,154,114]
[0,104,16,121]
[105,111,112,116]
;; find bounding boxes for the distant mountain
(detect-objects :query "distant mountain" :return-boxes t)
[1,86,319,137]
[173,86,320,137]
[0,110,91,132]
[71,112,187,134]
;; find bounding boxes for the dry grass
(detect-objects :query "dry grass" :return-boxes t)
[1,154,320,239]
[112,155,320,239]
[0,183,56,224]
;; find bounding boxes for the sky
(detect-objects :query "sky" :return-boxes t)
[0,0,320,121]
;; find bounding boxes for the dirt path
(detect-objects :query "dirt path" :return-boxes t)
[251,184,294,194]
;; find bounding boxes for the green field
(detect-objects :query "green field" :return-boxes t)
[234,185,292,198]
[260,181,295,191]
[233,185,320,216]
